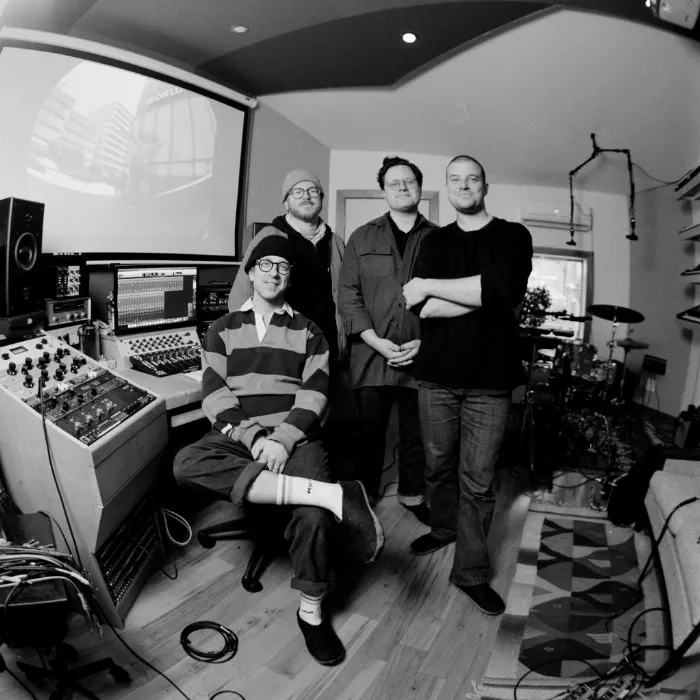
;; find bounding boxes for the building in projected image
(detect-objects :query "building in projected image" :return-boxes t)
[89,101,134,183]
[125,78,217,199]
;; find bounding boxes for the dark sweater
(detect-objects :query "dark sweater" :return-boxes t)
[412,218,533,391]
[269,215,338,359]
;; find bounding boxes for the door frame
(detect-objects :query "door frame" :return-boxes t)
[335,189,440,240]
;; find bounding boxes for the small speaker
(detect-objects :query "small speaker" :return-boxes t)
[0,197,45,319]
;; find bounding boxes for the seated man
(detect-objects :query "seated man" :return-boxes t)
[173,227,383,667]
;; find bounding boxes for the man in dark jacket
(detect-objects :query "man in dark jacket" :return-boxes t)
[403,155,533,616]
[228,169,346,360]
[338,156,437,522]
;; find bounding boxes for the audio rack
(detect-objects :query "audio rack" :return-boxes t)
[0,330,168,628]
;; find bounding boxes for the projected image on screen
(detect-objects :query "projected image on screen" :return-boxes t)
[0,48,246,258]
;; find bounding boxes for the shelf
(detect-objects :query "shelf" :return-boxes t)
[678,316,700,331]
[679,222,700,241]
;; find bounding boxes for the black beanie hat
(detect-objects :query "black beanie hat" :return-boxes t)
[243,227,294,273]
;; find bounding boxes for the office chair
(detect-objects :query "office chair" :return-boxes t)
[197,504,288,593]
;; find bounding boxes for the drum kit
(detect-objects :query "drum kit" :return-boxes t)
[520,303,649,510]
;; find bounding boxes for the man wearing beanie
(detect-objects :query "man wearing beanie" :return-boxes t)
[175,227,383,666]
[228,169,346,361]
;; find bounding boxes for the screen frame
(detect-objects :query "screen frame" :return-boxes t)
[113,264,200,337]
[0,36,253,264]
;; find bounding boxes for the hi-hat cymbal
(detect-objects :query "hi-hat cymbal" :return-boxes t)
[616,337,650,350]
[537,348,556,358]
[586,304,645,324]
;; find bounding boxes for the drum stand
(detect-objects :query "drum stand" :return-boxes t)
[520,342,538,474]
[587,317,621,511]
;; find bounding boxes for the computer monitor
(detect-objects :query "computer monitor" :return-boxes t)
[114,266,198,335]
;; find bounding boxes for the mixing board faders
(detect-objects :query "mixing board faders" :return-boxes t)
[0,332,156,445]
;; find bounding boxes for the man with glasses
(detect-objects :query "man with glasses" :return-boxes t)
[228,169,346,362]
[175,228,384,667]
[402,155,532,616]
[338,156,437,521]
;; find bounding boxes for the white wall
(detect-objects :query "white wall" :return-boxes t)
[329,149,631,362]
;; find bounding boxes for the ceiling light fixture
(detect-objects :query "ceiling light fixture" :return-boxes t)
[402,32,417,44]
[231,25,248,34]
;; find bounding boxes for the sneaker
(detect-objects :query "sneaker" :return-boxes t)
[402,503,431,526]
[451,582,505,615]
[297,612,346,666]
[338,480,384,563]
[410,533,455,555]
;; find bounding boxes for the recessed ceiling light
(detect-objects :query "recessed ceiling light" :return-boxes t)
[231,25,248,34]
[402,32,417,44]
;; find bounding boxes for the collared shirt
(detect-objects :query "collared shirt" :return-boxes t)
[386,212,422,259]
[239,297,294,342]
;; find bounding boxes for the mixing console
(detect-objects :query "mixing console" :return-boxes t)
[101,327,201,378]
[0,332,156,445]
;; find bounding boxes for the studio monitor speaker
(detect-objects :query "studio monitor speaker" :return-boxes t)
[0,197,45,318]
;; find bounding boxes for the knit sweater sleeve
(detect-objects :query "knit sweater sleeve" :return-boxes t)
[201,317,266,451]
[268,322,329,454]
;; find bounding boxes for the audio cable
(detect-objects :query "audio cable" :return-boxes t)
[180,621,239,663]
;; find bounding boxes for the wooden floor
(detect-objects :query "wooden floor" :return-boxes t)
[0,465,531,700]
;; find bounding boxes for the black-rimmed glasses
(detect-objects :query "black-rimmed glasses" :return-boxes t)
[256,259,292,275]
[289,186,322,199]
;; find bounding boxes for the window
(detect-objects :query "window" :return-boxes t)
[527,248,593,341]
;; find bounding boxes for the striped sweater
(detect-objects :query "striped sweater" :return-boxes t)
[201,304,330,454]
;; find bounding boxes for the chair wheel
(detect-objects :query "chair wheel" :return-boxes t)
[56,643,78,662]
[198,532,216,549]
[109,666,131,684]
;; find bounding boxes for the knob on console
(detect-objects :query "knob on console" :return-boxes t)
[7,362,16,374]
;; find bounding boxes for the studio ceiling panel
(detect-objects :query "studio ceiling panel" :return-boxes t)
[199,1,546,94]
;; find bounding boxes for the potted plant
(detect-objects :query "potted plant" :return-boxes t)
[520,286,552,332]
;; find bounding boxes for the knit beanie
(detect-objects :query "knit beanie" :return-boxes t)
[281,169,323,201]
[243,227,294,273]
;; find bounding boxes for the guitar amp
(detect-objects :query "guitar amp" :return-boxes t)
[45,296,91,329]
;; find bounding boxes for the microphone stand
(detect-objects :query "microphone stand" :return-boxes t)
[567,133,637,246]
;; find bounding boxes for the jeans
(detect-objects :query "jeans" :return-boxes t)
[417,381,510,587]
[174,431,333,596]
[355,386,425,505]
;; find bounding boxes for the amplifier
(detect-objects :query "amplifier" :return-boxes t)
[45,296,91,329]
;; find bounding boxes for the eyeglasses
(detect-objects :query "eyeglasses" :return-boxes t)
[288,186,322,199]
[256,259,291,275]
[384,178,418,191]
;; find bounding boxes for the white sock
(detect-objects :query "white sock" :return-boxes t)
[275,475,343,520]
[298,592,323,626]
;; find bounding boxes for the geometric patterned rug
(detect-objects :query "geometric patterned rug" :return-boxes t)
[481,513,652,699]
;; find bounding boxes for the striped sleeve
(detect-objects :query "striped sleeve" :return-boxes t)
[201,316,266,450]
[268,321,329,453]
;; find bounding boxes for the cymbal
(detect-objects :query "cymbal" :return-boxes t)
[537,348,556,358]
[586,304,645,324]
[616,337,650,350]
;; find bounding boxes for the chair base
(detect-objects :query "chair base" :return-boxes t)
[17,643,130,700]
[197,516,271,592]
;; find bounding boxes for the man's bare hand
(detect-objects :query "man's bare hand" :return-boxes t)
[387,339,421,367]
[258,439,289,474]
[251,436,265,461]
[372,337,402,361]
[403,278,429,308]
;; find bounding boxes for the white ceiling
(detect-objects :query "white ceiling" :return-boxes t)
[261,8,700,194]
